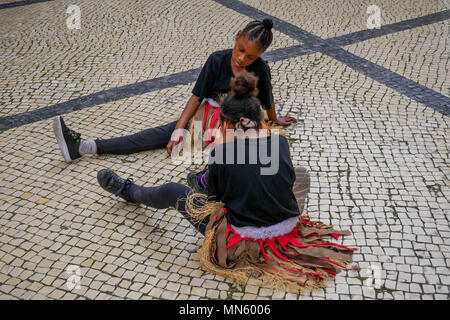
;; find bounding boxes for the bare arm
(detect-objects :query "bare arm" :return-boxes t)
[166,94,201,155]
[175,94,201,130]
[266,102,277,122]
[266,102,298,127]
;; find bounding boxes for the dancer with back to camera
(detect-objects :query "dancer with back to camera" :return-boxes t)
[96,71,356,291]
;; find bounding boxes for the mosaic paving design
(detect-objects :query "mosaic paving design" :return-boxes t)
[0,0,449,300]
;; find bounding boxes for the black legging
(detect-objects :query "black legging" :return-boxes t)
[94,121,178,155]
[128,182,209,235]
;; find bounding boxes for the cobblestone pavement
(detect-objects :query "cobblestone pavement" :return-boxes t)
[0,0,449,300]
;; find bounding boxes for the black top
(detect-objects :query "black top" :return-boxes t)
[207,135,300,227]
[192,49,274,110]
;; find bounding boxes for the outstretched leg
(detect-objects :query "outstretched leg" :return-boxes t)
[53,116,178,162]
[186,167,209,194]
[97,169,209,235]
[95,120,178,155]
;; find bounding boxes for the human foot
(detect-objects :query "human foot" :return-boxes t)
[187,169,208,194]
[53,116,82,162]
[97,169,135,202]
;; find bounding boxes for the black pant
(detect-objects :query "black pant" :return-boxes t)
[128,182,209,235]
[95,121,178,155]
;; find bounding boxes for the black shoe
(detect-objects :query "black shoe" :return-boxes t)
[187,170,207,194]
[53,116,82,162]
[97,169,135,202]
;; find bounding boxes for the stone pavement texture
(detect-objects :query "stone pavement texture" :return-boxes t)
[0,0,449,300]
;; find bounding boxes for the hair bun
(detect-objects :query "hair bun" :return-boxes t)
[262,18,273,30]
[231,71,258,99]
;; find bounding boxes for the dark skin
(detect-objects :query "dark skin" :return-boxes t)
[166,31,297,155]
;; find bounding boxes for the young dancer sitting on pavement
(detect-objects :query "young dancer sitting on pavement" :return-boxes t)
[96,71,355,291]
[53,18,296,163]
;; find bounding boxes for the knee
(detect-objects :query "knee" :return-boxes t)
[161,182,191,196]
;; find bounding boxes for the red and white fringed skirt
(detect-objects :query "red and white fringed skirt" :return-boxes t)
[198,208,357,292]
[187,99,223,150]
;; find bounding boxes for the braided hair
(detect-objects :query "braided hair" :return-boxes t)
[220,71,263,131]
[240,18,274,52]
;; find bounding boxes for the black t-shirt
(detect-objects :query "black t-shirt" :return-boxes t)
[192,49,274,110]
[207,135,300,227]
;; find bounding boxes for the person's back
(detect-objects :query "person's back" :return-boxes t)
[208,133,300,228]
[96,70,356,292]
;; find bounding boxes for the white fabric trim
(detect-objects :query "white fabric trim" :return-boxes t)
[201,98,221,108]
[230,216,299,240]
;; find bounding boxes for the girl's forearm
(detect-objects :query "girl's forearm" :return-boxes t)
[176,95,201,129]
[266,102,277,121]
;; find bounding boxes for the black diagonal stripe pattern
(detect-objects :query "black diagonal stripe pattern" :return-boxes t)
[0,69,201,131]
[213,0,449,116]
[0,0,53,10]
[0,3,449,131]
[328,9,450,47]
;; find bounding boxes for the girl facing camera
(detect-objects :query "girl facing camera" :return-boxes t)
[53,19,296,163]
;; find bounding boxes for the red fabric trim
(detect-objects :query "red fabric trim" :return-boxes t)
[266,238,292,263]
[225,223,232,240]
[279,264,325,278]
[226,232,243,249]
[293,241,356,251]
[259,240,271,262]
[277,235,294,253]
[300,220,315,226]
[203,103,212,132]
[320,267,337,275]
[208,108,220,144]
[219,221,356,280]
[203,102,220,146]
[320,258,347,269]
[285,232,303,247]
[330,233,340,240]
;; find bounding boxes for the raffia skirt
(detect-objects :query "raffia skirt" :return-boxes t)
[184,167,357,293]
[186,99,284,151]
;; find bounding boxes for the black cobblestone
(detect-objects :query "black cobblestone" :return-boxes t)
[328,9,450,47]
[0,0,53,10]
[0,68,201,131]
